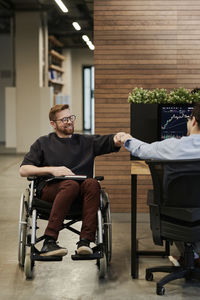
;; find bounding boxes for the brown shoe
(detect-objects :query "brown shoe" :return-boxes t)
[40,239,68,257]
[77,238,93,255]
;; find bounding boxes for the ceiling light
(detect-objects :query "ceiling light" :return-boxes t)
[82,35,89,42]
[54,0,68,13]
[88,44,95,51]
[82,36,95,50]
[72,22,81,31]
[86,40,92,46]
[87,41,95,51]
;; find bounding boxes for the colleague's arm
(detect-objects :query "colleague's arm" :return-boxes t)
[19,165,75,177]
[124,136,183,160]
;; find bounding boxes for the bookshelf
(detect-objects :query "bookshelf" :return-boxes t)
[48,36,65,100]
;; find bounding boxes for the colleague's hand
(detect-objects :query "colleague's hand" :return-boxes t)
[113,132,126,146]
[114,132,132,146]
[49,166,75,177]
[119,132,132,143]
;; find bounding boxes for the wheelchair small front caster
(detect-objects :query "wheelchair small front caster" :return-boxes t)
[157,285,165,296]
[24,252,34,279]
[98,253,107,279]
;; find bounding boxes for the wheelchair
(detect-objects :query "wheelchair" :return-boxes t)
[18,176,112,280]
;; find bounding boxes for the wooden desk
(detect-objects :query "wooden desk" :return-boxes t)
[131,161,169,279]
[131,160,151,176]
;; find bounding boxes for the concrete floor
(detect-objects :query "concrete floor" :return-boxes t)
[0,154,200,300]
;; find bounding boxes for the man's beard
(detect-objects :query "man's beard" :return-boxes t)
[56,124,74,136]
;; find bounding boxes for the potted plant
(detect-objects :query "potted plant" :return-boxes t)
[128,87,200,104]
[128,87,168,104]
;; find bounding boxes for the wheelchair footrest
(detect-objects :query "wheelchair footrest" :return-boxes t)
[71,251,103,261]
[32,253,63,262]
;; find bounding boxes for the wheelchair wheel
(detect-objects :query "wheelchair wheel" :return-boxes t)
[102,191,112,264]
[24,249,34,279]
[98,253,107,279]
[18,188,29,267]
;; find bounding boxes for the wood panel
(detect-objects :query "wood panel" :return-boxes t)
[94,0,200,212]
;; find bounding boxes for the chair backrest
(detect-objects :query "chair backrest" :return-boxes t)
[146,159,200,208]
[146,159,200,245]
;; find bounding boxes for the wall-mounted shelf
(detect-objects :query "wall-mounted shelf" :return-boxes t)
[49,64,64,73]
[50,49,65,61]
[48,36,65,98]
[49,35,64,48]
[49,79,64,85]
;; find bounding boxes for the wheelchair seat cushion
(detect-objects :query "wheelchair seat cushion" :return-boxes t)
[32,197,83,220]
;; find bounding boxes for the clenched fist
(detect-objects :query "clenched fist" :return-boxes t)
[114,132,132,146]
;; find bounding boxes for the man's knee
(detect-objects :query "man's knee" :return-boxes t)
[81,178,100,196]
[60,179,79,188]
[83,178,100,189]
[59,180,80,197]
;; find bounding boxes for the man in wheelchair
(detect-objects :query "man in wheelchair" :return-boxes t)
[19,104,121,257]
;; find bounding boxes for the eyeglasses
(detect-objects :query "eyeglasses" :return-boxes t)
[53,115,76,123]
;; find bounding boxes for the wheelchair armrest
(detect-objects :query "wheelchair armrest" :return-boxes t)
[95,176,104,181]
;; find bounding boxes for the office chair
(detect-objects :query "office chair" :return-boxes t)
[145,159,200,295]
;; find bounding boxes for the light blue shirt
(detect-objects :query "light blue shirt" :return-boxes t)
[124,134,200,160]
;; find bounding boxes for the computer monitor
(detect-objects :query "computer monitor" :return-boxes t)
[158,104,193,140]
[130,103,194,160]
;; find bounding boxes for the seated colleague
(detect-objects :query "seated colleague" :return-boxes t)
[20,104,121,257]
[116,102,200,266]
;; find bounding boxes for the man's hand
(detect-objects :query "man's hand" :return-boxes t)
[50,166,75,177]
[114,132,132,146]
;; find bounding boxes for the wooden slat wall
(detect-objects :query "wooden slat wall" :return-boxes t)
[94,0,200,212]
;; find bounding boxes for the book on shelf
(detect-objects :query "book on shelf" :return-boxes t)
[50,70,55,79]
[49,70,62,81]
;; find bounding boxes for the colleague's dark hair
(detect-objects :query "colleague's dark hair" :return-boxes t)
[191,88,200,94]
[191,103,200,129]
[49,104,69,121]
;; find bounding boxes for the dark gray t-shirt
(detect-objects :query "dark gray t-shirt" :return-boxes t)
[21,132,120,193]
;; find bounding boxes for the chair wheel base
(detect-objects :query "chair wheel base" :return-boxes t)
[157,285,165,296]
[146,271,153,281]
